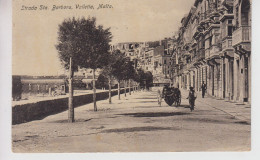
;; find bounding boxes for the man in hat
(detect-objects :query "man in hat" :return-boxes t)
[201,81,207,98]
[187,87,197,110]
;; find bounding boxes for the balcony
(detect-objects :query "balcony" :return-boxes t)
[199,13,206,24]
[197,49,205,60]
[185,60,196,71]
[192,26,198,38]
[208,45,221,59]
[232,26,251,46]
[205,49,210,59]
[223,0,233,7]
[220,10,234,22]
[205,9,212,18]
[222,38,233,51]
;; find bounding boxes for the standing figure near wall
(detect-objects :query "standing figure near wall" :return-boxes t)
[201,81,207,98]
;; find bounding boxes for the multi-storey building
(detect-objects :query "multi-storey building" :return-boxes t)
[153,45,172,78]
[111,42,146,68]
[112,39,175,86]
[172,0,251,103]
[232,0,251,102]
[143,48,155,73]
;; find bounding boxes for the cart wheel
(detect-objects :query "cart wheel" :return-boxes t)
[176,95,181,106]
[178,98,181,106]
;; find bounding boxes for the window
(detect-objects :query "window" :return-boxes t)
[209,36,212,47]
[228,7,233,14]
[228,40,232,47]
[164,60,167,64]
[235,6,239,29]
[228,26,233,36]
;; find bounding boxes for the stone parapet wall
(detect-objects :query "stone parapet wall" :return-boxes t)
[12,88,133,125]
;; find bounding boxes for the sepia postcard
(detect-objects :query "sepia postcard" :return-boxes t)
[10,0,252,154]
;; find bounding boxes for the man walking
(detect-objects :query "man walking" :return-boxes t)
[201,81,207,98]
[187,87,197,111]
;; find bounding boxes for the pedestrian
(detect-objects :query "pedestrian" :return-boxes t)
[201,81,207,98]
[187,87,197,111]
[187,87,197,100]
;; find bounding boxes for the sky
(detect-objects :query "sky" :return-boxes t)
[13,0,194,76]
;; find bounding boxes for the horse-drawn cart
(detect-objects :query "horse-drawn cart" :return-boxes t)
[158,86,181,107]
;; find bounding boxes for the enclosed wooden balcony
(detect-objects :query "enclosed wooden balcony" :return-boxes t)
[222,38,233,51]
[198,48,205,60]
[205,45,221,59]
[223,0,233,6]
[232,26,251,47]
[193,49,205,62]
[205,48,210,59]
[211,45,221,56]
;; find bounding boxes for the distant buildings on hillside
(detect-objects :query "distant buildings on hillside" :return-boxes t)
[111,38,177,86]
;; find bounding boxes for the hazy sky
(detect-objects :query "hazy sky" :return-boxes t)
[13,0,194,76]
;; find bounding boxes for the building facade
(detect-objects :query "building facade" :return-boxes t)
[112,38,175,86]
[172,0,251,103]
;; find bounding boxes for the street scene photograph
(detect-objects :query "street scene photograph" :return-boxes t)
[11,0,251,152]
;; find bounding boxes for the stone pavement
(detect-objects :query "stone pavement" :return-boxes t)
[12,88,250,152]
[179,88,251,123]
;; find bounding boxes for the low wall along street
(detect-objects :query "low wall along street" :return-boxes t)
[12,88,134,125]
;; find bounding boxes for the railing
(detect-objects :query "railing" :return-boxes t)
[232,26,251,46]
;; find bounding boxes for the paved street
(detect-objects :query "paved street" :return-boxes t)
[12,88,250,152]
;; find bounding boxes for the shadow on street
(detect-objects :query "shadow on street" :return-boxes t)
[118,111,190,117]
[100,126,179,133]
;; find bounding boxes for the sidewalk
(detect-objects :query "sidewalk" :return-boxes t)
[179,88,251,123]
